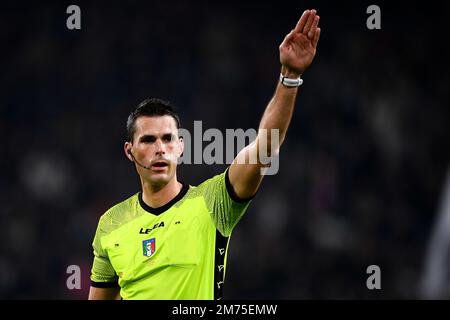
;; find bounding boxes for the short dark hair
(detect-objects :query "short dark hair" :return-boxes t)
[126,98,181,142]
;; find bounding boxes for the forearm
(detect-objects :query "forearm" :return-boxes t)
[258,67,301,150]
[229,72,300,197]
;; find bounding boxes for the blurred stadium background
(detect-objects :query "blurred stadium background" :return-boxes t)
[0,1,449,299]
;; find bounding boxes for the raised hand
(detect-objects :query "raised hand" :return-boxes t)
[279,9,321,77]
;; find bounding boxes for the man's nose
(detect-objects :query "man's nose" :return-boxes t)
[155,139,165,155]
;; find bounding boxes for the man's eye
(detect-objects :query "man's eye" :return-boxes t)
[163,135,173,142]
[141,137,156,143]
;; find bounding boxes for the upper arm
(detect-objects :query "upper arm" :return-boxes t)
[88,286,121,300]
[229,136,278,199]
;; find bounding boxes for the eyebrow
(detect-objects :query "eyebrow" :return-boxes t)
[138,133,174,142]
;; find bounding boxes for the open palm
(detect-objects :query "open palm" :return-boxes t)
[279,10,321,76]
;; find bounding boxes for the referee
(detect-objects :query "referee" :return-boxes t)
[89,9,321,300]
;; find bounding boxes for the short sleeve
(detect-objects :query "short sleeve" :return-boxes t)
[90,216,119,287]
[198,167,254,237]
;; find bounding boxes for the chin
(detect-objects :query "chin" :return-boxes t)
[148,173,172,186]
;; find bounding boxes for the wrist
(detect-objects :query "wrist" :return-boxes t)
[279,66,303,88]
[280,66,302,78]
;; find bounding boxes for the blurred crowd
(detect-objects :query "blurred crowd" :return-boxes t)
[0,1,449,299]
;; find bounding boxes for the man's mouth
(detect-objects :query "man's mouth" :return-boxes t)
[151,161,169,170]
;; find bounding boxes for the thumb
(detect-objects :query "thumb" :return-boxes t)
[286,29,295,40]
[280,30,294,48]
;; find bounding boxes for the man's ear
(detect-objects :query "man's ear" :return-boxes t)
[178,136,184,158]
[124,142,133,162]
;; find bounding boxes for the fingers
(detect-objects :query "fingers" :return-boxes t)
[312,27,321,48]
[291,8,321,46]
[302,9,316,35]
[308,15,320,39]
[294,10,310,33]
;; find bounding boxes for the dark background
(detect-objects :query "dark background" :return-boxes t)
[0,1,449,299]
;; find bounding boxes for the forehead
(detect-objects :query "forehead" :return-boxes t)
[134,115,178,136]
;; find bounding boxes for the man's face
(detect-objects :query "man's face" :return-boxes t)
[127,115,183,187]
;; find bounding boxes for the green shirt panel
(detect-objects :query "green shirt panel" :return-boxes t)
[90,169,251,299]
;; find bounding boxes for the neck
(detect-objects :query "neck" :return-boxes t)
[141,176,183,209]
